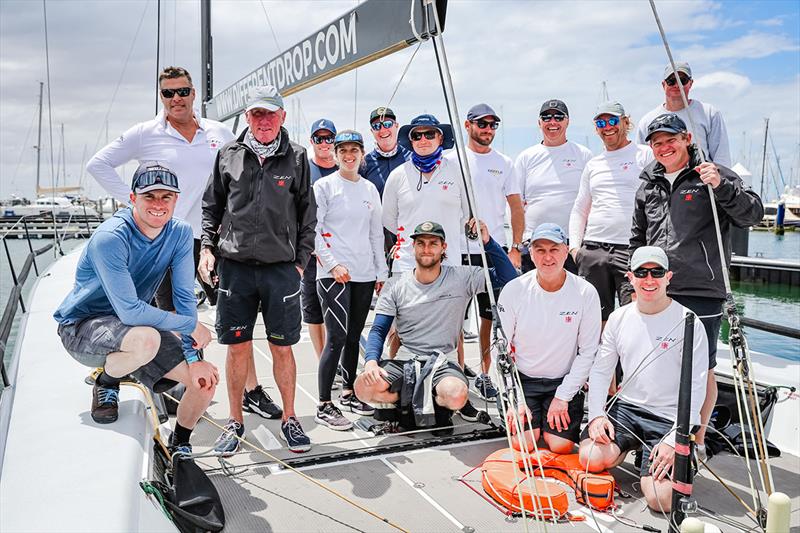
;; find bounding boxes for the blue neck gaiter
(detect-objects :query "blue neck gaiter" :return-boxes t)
[412,146,443,173]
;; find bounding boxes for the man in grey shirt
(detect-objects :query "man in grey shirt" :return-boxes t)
[354,220,517,421]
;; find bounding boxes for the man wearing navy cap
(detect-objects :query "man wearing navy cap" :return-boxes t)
[362,107,411,198]
[497,223,601,453]
[309,118,338,184]
[54,163,218,457]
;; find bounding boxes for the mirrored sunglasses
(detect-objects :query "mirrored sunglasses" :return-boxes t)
[371,119,395,131]
[595,117,621,128]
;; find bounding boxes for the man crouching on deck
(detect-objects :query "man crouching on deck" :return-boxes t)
[54,163,218,457]
[578,246,707,512]
[354,220,516,426]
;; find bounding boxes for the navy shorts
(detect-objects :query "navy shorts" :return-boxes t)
[57,315,184,391]
[380,358,468,393]
[519,373,584,443]
[580,400,674,478]
[301,256,324,325]
[671,295,723,369]
[215,258,302,346]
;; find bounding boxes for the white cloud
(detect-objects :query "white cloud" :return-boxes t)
[693,71,752,94]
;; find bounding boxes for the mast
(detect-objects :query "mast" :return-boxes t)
[155,0,161,116]
[35,82,44,193]
[200,0,212,117]
[759,118,769,199]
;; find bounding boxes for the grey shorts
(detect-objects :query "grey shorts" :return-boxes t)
[380,358,468,393]
[57,315,184,391]
[576,242,633,321]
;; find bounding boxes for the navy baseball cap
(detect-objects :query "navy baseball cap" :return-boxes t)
[645,113,688,142]
[310,118,336,136]
[334,129,364,148]
[467,103,500,122]
[531,223,567,245]
[131,162,180,194]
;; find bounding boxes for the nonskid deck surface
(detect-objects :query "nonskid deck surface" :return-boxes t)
[188,305,800,532]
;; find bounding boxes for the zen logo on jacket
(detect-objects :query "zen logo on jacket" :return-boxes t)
[274,175,293,187]
[679,187,700,202]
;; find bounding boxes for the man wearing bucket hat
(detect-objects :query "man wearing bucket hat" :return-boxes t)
[635,61,731,167]
[54,162,218,457]
[497,223,601,452]
[580,246,708,512]
[568,101,654,323]
[632,112,763,460]
[200,84,317,454]
[382,113,469,274]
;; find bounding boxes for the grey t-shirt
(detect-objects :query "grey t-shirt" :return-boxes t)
[375,265,486,359]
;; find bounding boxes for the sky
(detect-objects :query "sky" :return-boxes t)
[1,0,798,201]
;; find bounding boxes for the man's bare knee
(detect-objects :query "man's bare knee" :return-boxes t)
[579,440,614,472]
[545,434,575,454]
[435,378,468,410]
[228,341,253,358]
[642,477,672,512]
[124,327,160,365]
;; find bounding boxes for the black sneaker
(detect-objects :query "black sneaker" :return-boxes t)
[315,402,353,431]
[91,383,119,424]
[464,366,478,379]
[214,419,244,456]
[458,400,481,422]
[463,330,478,343]
[280,416,312,453]
[339,393,375,416]
[243,385,283,419]
[474,374,498,400]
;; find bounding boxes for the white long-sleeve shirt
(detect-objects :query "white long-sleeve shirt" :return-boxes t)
[313,172,388,283]
[446,148,519,253]
[588,300,708,445]
[497,271,602,402]
[86,109,234,238]
[568,142,654,248]
[515,141,593,239]
[635,99,731,168]
[382,158,470,273]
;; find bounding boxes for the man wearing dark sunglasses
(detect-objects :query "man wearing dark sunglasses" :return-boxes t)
[86,66,234,311]
[514,99,592,275]
[200,84,316,455]
[580,245,709,513]
[54,163,219,457]
[569,101,654,323]
[362,107,412,198]
[635,61,731,168]
[631,112,763,459]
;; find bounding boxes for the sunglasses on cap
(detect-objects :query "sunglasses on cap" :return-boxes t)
[540,113,566,122]
[133,168,179,191]
[160,87,192,99]
[471,120,499,130]
[410,130,439,141]
[664,75,691,87]
[370,119,395,131]
[633,266,667,279]
[311,135,335,145]
[595,117,621,128]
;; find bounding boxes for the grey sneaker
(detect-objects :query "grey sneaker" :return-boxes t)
[315,402,353,431]
[280,416,312,453]
[475,374,499,400]
[213,419,244,456]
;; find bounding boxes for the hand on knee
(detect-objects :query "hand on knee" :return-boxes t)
[579,441,609,472]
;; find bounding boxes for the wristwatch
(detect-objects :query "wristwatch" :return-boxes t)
[511,242,525,252]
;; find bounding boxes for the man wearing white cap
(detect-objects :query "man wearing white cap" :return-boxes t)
[635,61,731,167]
[569,101,653,323]
[580,246,708,513]
[200,85,316,454]
[497,223,601,452]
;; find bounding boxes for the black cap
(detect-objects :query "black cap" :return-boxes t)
[645,113,688,142]
[410,221,446,241]
[539,99,569,117]
[466,103,500,122]
[370,106,396,122]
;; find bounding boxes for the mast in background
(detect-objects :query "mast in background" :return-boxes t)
[35,82,44,194]
[200,0,212,118]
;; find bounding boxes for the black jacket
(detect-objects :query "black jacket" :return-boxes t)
[630,145,763,299]
[201,127,316,269]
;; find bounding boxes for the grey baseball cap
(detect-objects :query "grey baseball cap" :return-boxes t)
[593,101,626,120]
[246,85,284,112]
[531,223,567,245]
[663,61,692,80]
[630,246,669,271]
[467,103,500,122]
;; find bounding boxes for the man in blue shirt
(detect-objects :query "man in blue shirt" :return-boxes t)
[54,163,218,456]
[362,107,411,197]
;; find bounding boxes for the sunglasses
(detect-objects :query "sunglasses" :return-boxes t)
[160,87,192,99]
[664,75,691,87]
[370,119,395,131]
[472,120,499,130]
[633,267,667,279]
[410,130,439,141]
[595,117,621,129]
[540,114,566,122]
[133,169,179,191]
[312,135,335,145]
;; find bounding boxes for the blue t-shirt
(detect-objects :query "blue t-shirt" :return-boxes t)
[362,145,412,197]
[309,160,338,183]
[53,208,199,362]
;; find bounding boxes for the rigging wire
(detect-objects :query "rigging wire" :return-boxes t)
[41,0,55,192]
[10,99,39,187]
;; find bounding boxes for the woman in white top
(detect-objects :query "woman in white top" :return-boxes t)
[313,130,388,430]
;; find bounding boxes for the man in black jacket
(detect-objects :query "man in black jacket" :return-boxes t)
[199,85,316,454]
[631,113,763,459]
